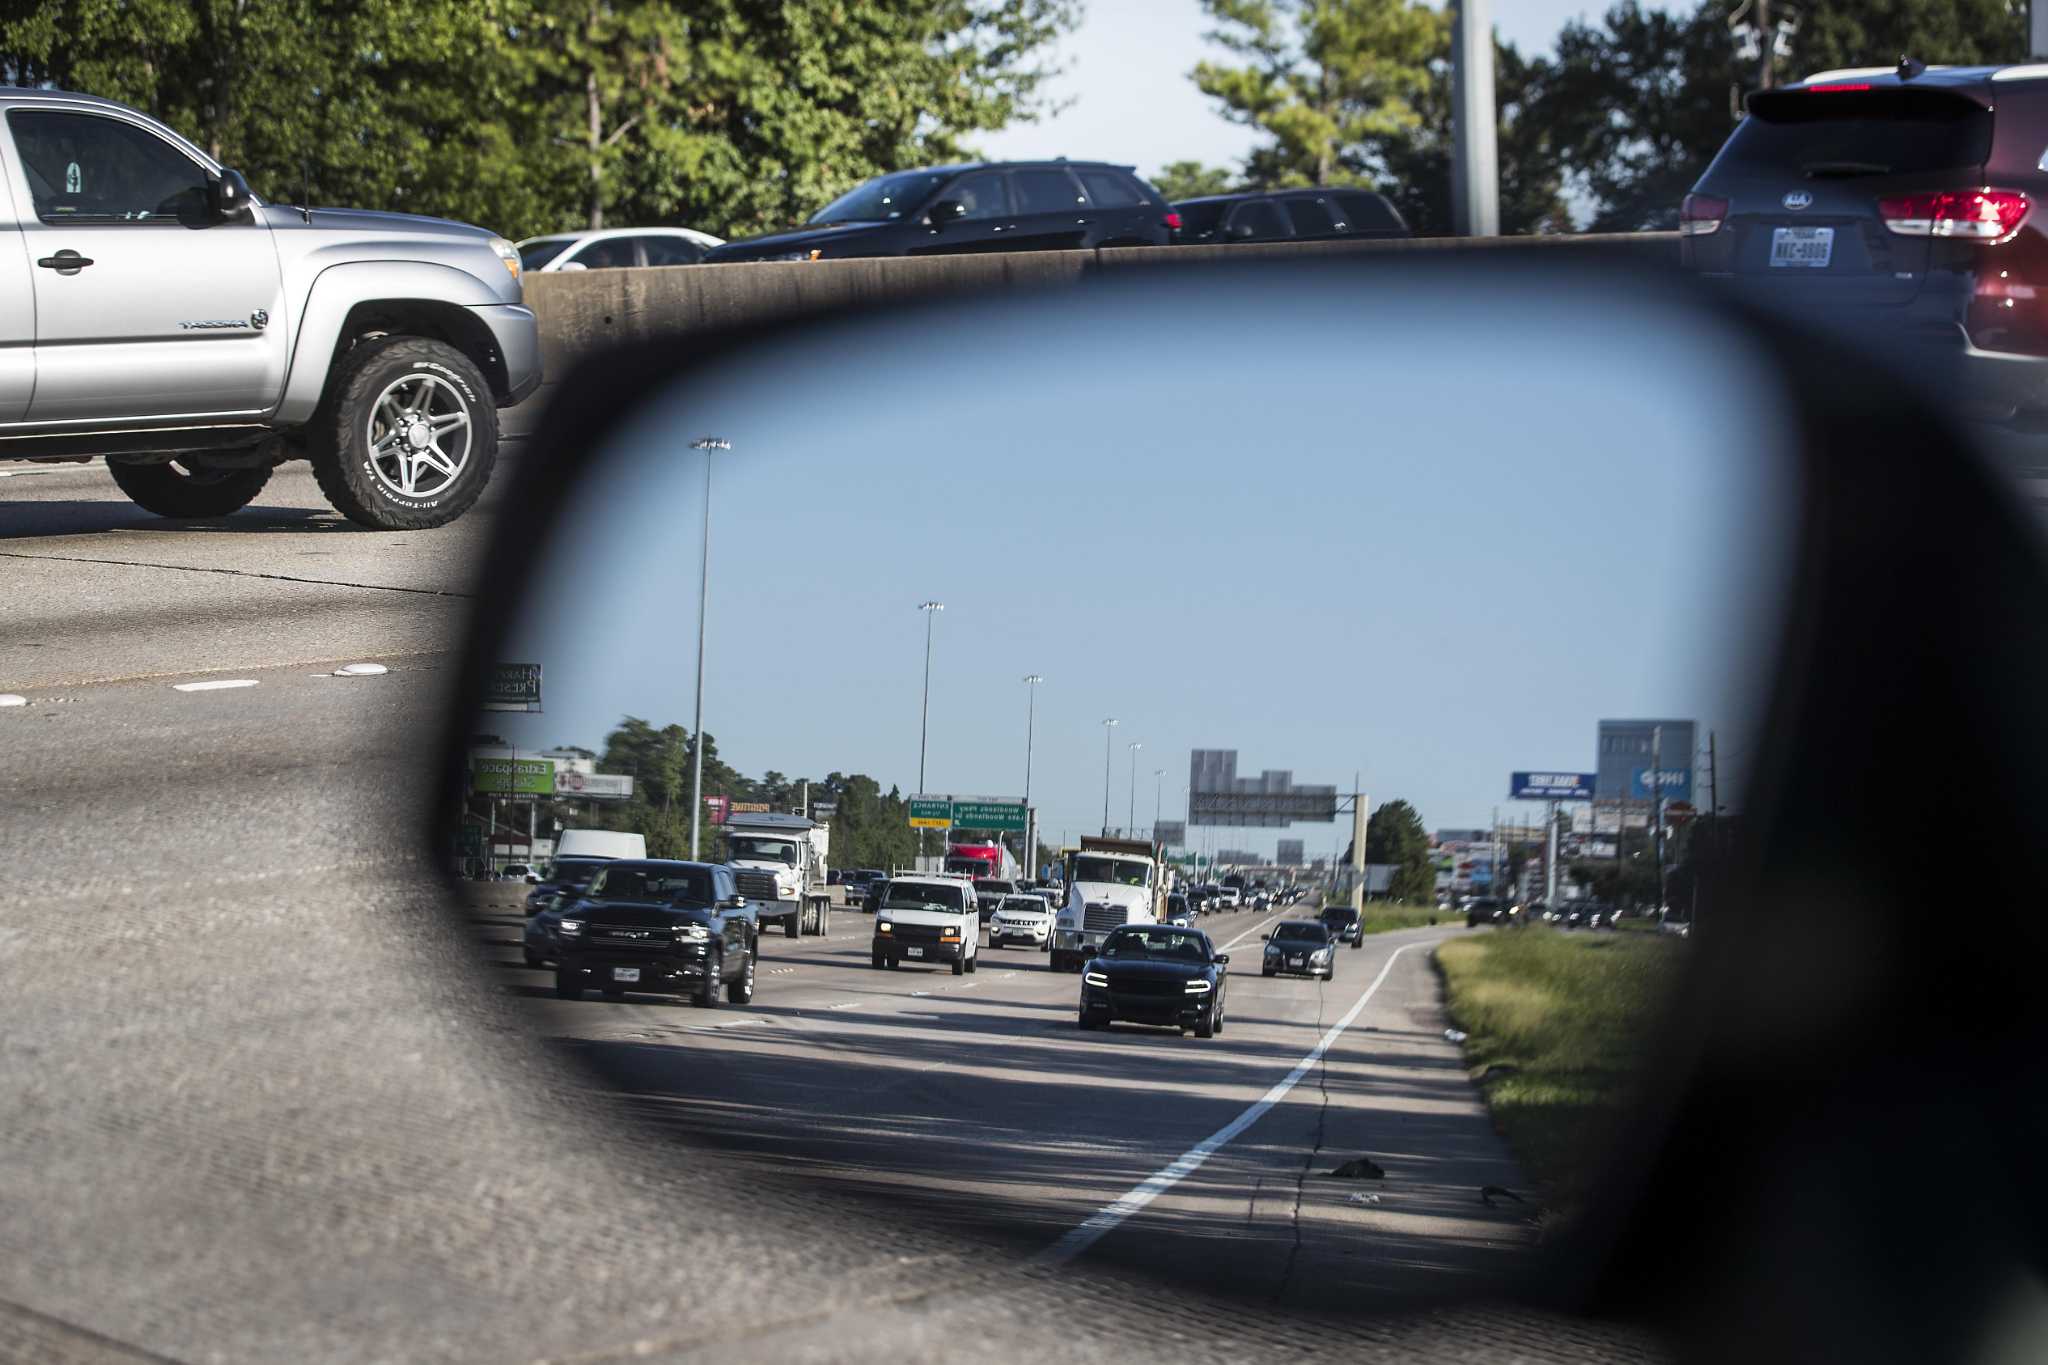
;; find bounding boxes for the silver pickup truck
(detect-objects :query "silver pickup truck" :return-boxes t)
[0,88,540,529]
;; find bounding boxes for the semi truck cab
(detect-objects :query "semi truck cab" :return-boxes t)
[1050,836,1162,973]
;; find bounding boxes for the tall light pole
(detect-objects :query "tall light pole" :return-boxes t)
[1127,741,1143,836]
[1100,719,1119,834]
[915,601,944,861]
[687,436,730,859]
[1022,675,1043,806]
[1153,768,1165,835]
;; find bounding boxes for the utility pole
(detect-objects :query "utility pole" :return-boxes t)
[2036,0,2048,60]
[1100,719,1118,835]
[1450,0,1499,236]
[915,601,944,858]
[1350,778,1369,917]
[1652,724,1668,918]
[1126,741,1142,836]
[1543,799,1559,905]
[686,436,730,859]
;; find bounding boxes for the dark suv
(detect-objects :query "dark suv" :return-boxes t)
[1682,63,2048,421]
[553,860,757,1006]
[703,161,1178,262]
[1172,187,1409,246]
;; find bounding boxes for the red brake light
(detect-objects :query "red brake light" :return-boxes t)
[1878,188,2030,241]
[1163,211,1183,231]
[1805,82,1872,92]
[1679,193,1728,237]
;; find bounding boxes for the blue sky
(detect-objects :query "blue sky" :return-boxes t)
[975,0,1685,184]
[490,273,1792,858]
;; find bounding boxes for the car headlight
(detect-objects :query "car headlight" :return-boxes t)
[1083,971,1110,987]
[486,235,520,281]
[876,921,892,935]
[1184,979,1213,994]
[559,919,583,936]
[939,928,961,942]
[674,924,710,942]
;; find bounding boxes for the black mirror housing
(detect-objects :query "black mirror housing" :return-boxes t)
[927,199,967,226]
[210,168,255,223]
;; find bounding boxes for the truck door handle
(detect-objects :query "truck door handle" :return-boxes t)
[37,250,94,274]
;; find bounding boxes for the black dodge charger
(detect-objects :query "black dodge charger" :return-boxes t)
[1078,925,1228,1038]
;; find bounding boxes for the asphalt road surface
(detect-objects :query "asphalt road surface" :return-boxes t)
[0,460,1662,1363]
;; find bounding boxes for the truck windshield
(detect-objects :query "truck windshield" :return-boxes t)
[883,884,963,912]
[587,865,715,905]
[730,838,798,865]
[1072,857,1148,887]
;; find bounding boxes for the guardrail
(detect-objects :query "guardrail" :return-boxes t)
[512,232,1679,430]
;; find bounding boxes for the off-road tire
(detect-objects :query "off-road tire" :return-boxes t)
[726,948,754,1005]
[694,949,722,1009]
[310,336,497,530]
[107,459,271,519]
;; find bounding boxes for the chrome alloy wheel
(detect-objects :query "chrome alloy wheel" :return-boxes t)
[365,373,472,499]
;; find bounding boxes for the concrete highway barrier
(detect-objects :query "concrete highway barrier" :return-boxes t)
[508,232,1678,437]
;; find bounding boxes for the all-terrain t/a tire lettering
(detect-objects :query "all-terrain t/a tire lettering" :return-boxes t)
[311,337,498,531]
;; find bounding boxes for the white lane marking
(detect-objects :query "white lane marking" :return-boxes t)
[911,991,931,998]
[171,679,259,692]
[0,695,25,708]
[333,662,389,677]
[825,1000,864,1011]
[1037,942,1417,1266]
[0,467,65,478]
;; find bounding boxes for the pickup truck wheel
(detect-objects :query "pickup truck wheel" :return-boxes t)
[107,459,271,519]
[694,949,721,1008]
[312,336,497,530]
[727,947,755,1005]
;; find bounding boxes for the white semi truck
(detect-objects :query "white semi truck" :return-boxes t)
[723,812,834,938]
[1049,835,1166,973]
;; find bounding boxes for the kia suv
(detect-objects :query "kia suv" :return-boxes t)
[1681,61,2048,422]
[703,161,1178,262]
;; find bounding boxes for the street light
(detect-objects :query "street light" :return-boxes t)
[687,436,730,859]
[1127,741,1143,835]
[1153,768,1166,834]
[916,602,945,798]
[1100,719,1119,834]
[1022,675,1043,807]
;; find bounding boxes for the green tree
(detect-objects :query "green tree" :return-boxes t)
[1193,0,1444,187]
[1342,798,1432,902]
[1153,158,1238,200]
[1795,0,2024,75]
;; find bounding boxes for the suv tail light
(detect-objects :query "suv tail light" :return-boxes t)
[1878,188,2030,241]
[1680,193,1727,237]
[1163,211,1183,231]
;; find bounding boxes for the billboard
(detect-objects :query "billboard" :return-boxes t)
[1152,820,1186,847]
[1510,771,1597,800]
[481,663,543,713]
[1189,749,1337,827]
[472,756,553,795]
[1276,838,1304,867]
[1597,720,1695,806]
[553,770,633,800]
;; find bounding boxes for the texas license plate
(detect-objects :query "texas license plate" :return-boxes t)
[612,967,640,982]
[1289,956,1305,968]
[906,947,924,958]
[1769,226,1833,268]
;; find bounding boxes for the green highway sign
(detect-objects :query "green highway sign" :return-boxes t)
[908,796,953,830]
[482,663,543,713]
[951,800,1028,833]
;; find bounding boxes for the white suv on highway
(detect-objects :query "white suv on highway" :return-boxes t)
[871,876,980,975]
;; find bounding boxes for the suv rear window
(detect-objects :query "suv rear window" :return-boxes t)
[1078,169,1145,207]
[1726,88,1993,178]
[1334,192,1404,231]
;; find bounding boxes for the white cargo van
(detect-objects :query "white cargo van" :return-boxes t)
[553,829,647,862]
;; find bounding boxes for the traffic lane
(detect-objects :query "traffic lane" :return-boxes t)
[0,458,500,690]
[1075,929,1539,1310]
[521,911,1520,1304]
[0,655,1167,1365]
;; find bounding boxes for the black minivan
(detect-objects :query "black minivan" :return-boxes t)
[704,161,1179,262]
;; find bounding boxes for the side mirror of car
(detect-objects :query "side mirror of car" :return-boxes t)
[927,199,967,227]
[557,260,588,273]
[209,168,255,223]
[1213,954,1229,966]
[1260,932,1271,941]
[723,895,746,909]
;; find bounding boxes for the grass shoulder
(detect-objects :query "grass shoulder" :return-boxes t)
[1434,924,1683,1211]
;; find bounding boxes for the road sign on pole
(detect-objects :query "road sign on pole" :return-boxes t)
[481,663,542,713]
[908,796,953,830]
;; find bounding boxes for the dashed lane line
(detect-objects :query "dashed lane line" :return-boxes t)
[171,679,259,692]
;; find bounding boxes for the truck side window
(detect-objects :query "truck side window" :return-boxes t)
[8,111,213,225]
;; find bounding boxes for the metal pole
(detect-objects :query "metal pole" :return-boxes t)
[1450,0,1499,236]
[1100,719,1118,834]
[2036,0,2048,59]
[687,437,728,860]
[1022,675,1042,807]
[1350,787,1368,917]
[1652,724,1667,918]
[1153,768,1165,836]
[1543,800,1558,904]
[1127,741,1142,836]
[915,602,944,855]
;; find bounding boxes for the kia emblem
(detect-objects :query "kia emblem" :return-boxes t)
[1782,191,1813,211]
